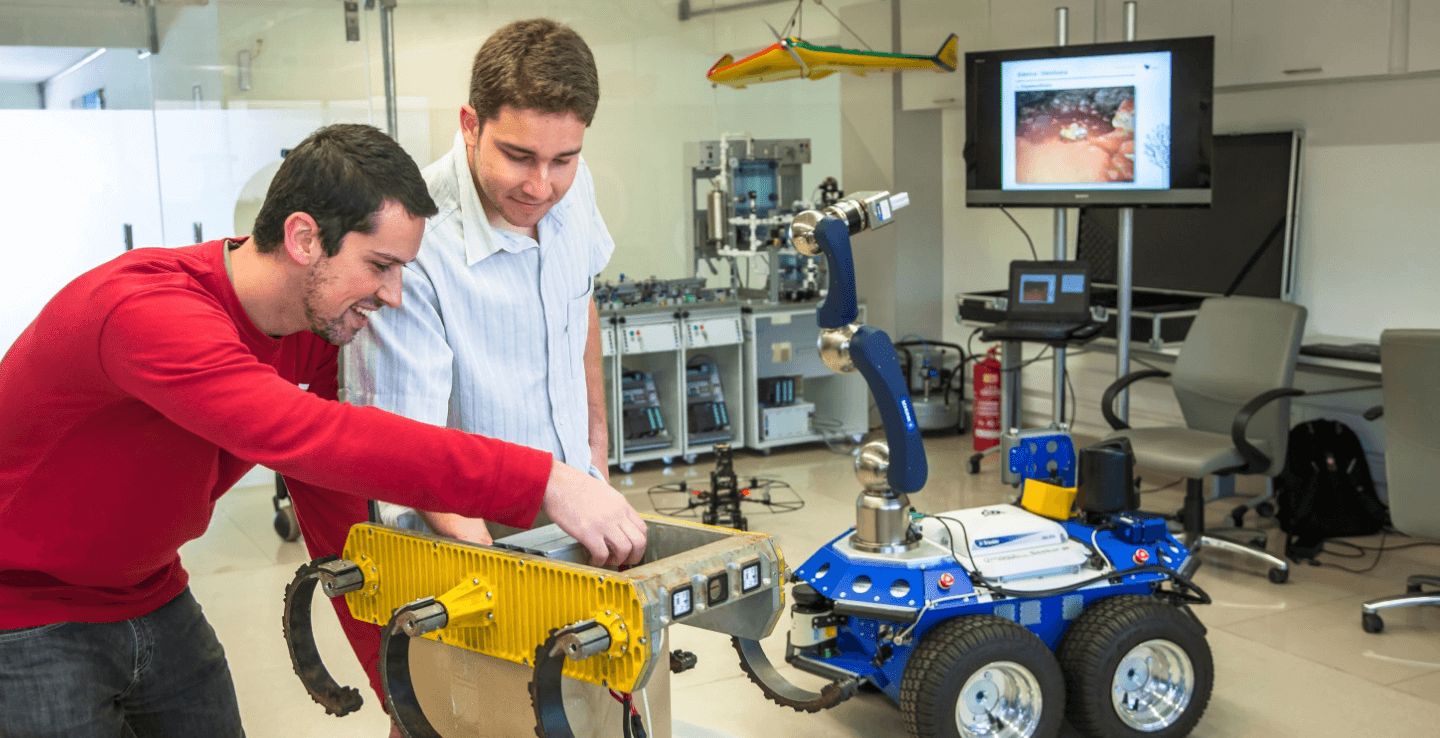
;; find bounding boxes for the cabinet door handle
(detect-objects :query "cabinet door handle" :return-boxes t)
[1282,67,1323,75]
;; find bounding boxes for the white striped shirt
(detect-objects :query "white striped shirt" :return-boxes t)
[344,132,614,476]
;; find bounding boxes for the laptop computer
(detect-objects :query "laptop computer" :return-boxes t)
[984,260,1098,342]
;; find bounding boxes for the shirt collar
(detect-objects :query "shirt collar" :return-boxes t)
[450,131,567,266]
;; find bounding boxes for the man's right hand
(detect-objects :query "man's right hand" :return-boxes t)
[541,459,647,567]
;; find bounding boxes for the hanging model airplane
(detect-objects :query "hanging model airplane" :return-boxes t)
[706,31,958,89]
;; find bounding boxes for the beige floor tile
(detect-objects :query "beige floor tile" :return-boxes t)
[1220,593,1440,686]
[1389,667,1440,708]
[1198,628,1440,737]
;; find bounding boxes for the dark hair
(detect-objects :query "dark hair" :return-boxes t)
[468,18,599,127]
[251,124,438,257]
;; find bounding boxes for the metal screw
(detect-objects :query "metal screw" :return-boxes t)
[487,613,494,620]
[472,578,479,585]
[486,592,493,599]
[638,637,647,645]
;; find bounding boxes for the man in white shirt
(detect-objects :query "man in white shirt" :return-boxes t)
[342,18,670,738]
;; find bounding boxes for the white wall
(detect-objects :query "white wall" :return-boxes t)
[0,83,41,109]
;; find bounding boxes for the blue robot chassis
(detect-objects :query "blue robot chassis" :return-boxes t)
[731,192,1214,738]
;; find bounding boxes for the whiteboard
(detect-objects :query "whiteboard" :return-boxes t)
[1292,142,1440,340]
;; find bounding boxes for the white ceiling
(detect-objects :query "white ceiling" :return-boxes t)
[0,46,100,84]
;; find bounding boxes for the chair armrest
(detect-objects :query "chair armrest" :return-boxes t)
[1363,405,1383,421]
[1101,369,1171,430]
[1230,387,1306,474]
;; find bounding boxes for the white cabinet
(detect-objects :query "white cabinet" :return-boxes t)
[1409,0,1440,72]
[988,0,1096,52]
[1100,0,1237,85]
[900,0,987,110]
[1231,0,1392,85]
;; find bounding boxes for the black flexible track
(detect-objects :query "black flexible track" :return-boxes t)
[381,602,444,738]
[531,627,581,738]
[731,637,857,713]
[283,556,364,718]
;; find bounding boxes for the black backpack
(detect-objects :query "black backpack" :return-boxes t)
[1274,419,1390,561]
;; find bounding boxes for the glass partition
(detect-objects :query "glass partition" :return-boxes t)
[0,31,162,353]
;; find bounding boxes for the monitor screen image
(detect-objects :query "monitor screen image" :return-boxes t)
[1019,275,1057,304]
[966,37,1213,207]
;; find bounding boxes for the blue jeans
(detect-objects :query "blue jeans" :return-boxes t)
[0,588,245,738]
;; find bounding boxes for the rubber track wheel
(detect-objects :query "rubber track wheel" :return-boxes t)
[1055,595,1214,738]
[899,614,1065,738]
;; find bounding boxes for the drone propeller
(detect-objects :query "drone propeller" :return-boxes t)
[764,20,810,77]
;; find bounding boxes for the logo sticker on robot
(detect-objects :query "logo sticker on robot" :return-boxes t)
[974,534,1027,548]
[900,397,917,432]
[1132,548,1151,565]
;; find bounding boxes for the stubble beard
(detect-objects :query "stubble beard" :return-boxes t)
[303,262,350,346]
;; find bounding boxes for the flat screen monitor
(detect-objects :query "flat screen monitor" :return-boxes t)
[965,36,1214,207]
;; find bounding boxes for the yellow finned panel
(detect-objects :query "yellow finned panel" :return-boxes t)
[341,524,650,692]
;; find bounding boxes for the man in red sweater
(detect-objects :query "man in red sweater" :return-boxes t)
[0,123,647,738]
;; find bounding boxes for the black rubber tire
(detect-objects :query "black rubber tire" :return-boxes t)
[899,615,1065,738]
[1268,567,1288,584]
[1362,612,1385,634]
[1055,595,1213,738]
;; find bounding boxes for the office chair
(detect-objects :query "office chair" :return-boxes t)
[1361,329,1440,634]
[1100,296,1306,584]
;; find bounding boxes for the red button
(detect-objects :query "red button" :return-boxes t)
[1133,548,1151,565]
[938,573,955,590]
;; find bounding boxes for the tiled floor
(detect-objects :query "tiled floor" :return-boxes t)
[183,433,1440,737]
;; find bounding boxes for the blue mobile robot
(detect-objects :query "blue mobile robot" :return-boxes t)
[730,193,1214,738]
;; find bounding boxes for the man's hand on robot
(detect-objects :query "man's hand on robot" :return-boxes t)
[541,459,649,567]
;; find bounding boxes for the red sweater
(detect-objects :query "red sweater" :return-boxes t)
[0,241,551,628]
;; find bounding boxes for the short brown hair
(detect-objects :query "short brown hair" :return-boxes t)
[468,18,599,127]
[252,125,437,258]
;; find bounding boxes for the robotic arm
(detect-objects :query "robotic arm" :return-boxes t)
[789,192,926,495]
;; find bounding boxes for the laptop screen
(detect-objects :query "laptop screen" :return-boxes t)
[1008,261,1092,321]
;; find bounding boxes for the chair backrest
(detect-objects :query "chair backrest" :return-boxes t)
[1171,296,1306,476]
[1379,329,1440,537]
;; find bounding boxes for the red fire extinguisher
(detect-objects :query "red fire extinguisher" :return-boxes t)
[973,346,1002,451]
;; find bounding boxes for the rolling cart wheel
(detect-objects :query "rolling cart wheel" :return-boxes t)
[1268,567,1288,584]
[619,462,635,474]
[274,503,301,542]
[1362,612,1385,634]
[899,615,1064,738]
[966,454,982,475]
[1256,501,1276,519]
[661,456,675,466]
[683,453,698,465]
[1056,595,1213,738]
[271,474,301,542]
